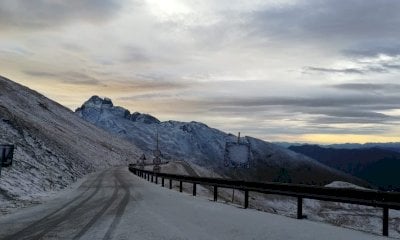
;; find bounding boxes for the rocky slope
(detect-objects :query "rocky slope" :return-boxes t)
[0,76,141,213]
[76,96,364,186]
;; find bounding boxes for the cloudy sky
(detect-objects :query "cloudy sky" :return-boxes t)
[1,0,400,143]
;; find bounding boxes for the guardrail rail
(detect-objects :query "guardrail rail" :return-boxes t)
[129,166,400,237]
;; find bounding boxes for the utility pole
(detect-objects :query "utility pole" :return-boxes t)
[232,132,241,203]
[153,129,161,172]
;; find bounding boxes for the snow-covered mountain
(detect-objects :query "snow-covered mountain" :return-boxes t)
[0,76,141,212]
[76,96,364,186]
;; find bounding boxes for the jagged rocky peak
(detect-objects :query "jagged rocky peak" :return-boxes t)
[75,96,160,124]
[86,95,113,108]
[130,112,160,124]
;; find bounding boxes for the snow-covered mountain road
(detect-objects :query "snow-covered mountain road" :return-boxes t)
[0,168,389,240]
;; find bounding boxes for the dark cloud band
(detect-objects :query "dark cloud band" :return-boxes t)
[0,0,121,30]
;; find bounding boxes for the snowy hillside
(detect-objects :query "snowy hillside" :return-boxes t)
[76,96,363,185]
[0,76,141,213]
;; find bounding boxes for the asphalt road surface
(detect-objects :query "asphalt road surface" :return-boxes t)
[0,167,388,240]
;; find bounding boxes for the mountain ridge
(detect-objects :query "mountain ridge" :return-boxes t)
[75,95,365,186]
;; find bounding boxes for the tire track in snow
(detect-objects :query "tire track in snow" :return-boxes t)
[29,171,108,240]
[72,176,120,240]
[102,170,131,240]
[2,170,106,240]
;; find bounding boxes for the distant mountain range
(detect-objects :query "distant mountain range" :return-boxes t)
[289,145,400,190]
[75,96,363,186]
[325,143,400,153]
[276,141,400,153]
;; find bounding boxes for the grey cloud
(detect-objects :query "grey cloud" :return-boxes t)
[331,83,400,92]
[305,122,389,134]
[305,67,365,74]
[0,0,122,30]
[114,80,188,93]
[0,46,33,56]
[213,96,400,109]
[305,64,400,75]
[215,115,390,136]
[309,116,393,125]
[302,108,399,125]
[209,103,394,125]
[61,43,85,52]
[205,95,400,127]
[24,71,56,78]
[25,70,189,89]
[206,105,387,121]
[249,1,400,42]
[138,93,400,123]
[343,41,400,58]
[306,109,389,119]
[118,92,179,101]
[122,46,152,63]
[381,63,400,70]
[24,70,100,85]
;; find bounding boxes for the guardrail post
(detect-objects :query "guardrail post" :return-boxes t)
[179,181,183,192]
[147,173,150,181]
[383,207,389,236]
[193,183,197,196]
[155,176,158,184]
[162,177,165,187]
[214,186,218,201]
[169,179,172,189]
[297,197,303,219]
[244,190,249,209]
[151,174,154,183]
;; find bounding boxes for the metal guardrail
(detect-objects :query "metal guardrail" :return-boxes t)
[129,166,400,237]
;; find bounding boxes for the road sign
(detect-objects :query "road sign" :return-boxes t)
[153,149,161,157]
[153,165,160,172]
[224,141,251,168]
[153,156,161,164]
[0,144,14,177]
[1,145,14,167]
